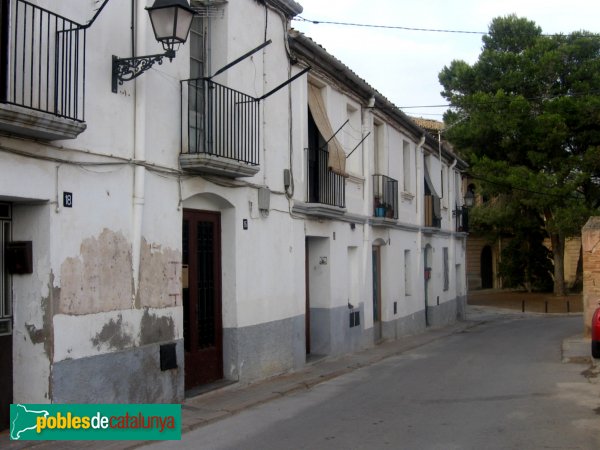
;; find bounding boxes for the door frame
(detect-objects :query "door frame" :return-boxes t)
[372,245,382,342]
[182,209,223,391]
[305,238,311,355]
[0,206,12,431]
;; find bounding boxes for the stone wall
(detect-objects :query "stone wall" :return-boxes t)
[582,217,600,337]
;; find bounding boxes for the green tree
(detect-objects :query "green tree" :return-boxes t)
[439,15,600,295]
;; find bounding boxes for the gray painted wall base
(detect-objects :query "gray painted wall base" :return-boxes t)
[382,310,427,341]
[223,314,305,382]
[456,295,467,320]
[52,340,184,403]
[309,304,371,357]
[427,298,459,327]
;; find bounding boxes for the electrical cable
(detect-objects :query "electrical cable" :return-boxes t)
[293,16,600,38]
[294,16,487,34]
[398,89,600,110]
[467,172,586,201]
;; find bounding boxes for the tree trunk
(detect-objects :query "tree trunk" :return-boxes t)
[573,243,583,292]
[551,232,566,296]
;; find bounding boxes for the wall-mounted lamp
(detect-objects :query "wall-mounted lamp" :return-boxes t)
[112,0,195,93]
[453,190,475,232]
[464,189,475,208]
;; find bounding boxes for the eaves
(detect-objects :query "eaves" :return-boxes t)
[289,30,467,170]
[257,0,303,17]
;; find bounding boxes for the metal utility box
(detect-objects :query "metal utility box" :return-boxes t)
[6,241,33,274]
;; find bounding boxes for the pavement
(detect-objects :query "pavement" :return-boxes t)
[1,290,595,449]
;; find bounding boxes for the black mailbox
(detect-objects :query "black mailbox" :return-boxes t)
[6,241,33,274]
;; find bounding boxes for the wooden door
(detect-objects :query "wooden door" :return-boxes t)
[372,246,382,342]
[182,210,223,390]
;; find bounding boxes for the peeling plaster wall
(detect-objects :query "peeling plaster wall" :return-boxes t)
[52,340,184,404]
[12,204,53,402]
[138,239,182,310]
[53,307,181,362]
[59,229,133,314]
[3,0,186,406]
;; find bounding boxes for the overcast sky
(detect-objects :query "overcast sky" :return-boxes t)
[292,0,600,121]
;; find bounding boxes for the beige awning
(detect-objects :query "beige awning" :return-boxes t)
[307,84,348,177]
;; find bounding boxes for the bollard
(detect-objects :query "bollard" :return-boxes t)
[522,300,525,313]
[567,301,570,314]
[545,301,548,313]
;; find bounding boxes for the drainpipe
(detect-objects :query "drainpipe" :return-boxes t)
[362,100,374,314]
[262,5,268,187]
[449,158,457,223]
[416,135,426,219]
[132,0,147,307]
[361,100,372,210]
[449,158,458,313]
[416,135,426,321]
[438,130,443,202]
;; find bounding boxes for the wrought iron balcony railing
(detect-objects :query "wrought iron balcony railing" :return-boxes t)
[181,78,260,174]
[373,174,398,219]
[307,146,345,208]
[453,205,469,232]
[1,0,86,122]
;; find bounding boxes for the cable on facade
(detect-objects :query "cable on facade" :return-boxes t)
[467,172,585,201]
[294,16,487,34]
[0,144,181,177]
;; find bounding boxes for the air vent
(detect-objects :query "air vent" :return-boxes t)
[160,343,178,371]
[0,203,10,219]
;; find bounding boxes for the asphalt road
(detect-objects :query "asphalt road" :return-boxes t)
[149,314,600,450]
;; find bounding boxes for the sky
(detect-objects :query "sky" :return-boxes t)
[292,0,600,121]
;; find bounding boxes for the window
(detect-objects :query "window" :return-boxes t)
[190,17,205,78]
[402,141,411,193]
[188,17,205,152]
[455,172,460,207]
[443,247,449,291]
[404,250,411,296]
[345,104,361,174]
[442,165,448,208]
[374,122,384,174]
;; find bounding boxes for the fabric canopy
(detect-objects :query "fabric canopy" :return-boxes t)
[423,163,439,197]
[307,84,348,177]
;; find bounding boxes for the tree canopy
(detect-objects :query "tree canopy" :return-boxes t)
[439,15,600,294]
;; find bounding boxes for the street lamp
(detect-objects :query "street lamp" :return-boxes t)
[112,0,195,93]
[464,189,475,208]
[453,189,475,232]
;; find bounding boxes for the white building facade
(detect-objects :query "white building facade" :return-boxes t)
[0,0,467,428]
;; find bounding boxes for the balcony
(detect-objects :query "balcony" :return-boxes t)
[373,174,398,220]
[180,78,260,178]
[0,0,87,140]
[453,205,469,232]
[307,146,345,209]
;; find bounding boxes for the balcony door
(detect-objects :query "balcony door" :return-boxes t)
[0,0,9,102]
[182,210,223,390]
[308,109,326,203]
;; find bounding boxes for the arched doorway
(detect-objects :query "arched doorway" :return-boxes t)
[480,245,493,289]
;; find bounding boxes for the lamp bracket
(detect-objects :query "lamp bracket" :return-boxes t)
[112,49,175,93]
